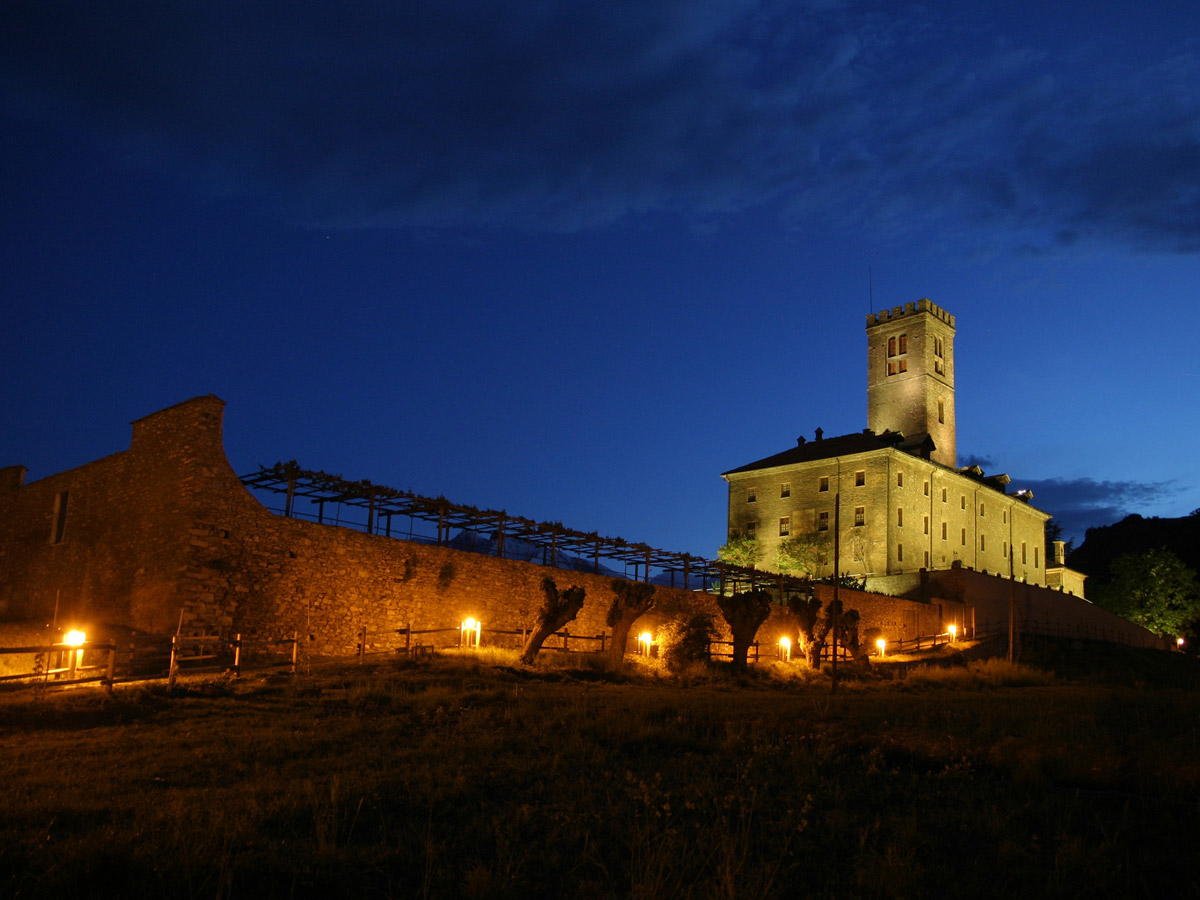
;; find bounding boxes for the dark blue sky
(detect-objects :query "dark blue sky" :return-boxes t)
[3,1,1198,555]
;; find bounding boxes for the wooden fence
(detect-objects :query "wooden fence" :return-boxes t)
[0,633,299,695]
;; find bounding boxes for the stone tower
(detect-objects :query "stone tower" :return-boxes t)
[865,299,956,467]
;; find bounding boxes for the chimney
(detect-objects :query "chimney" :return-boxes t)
[796,435,806,446]
[815,427,824,441]
[1054,540,1066,565]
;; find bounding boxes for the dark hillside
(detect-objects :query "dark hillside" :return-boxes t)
[1068,511,1200,579]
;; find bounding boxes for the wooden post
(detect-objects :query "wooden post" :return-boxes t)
[168,635,179,690]
[233,633,242,677]
[405,622,412,656]
[358,626,367,664]
[291,631,299,675]
[104,644,116,696]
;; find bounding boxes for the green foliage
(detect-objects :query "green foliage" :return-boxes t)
[1092,548,1200,637]
[659,613,716,670]
[775,532,829,577]
[717,533,762,568]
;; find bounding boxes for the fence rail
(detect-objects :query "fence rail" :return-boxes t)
[0,633,298,695]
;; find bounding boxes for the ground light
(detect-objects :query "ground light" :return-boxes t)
[948,624,957,642]
[638,632,653,656]
[778,636,791,662]
[460,618,481,649]
[63,630,86,678]
[875,638,886,658]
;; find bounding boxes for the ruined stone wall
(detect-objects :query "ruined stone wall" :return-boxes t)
[1,396,723,657]
[0,396,230,635]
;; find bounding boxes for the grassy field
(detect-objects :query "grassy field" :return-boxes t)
[1,639,1198,900]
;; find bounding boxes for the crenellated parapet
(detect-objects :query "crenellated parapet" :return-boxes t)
[866,298,955,329]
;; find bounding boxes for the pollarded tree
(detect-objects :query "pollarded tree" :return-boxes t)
[716,589,773,670]
[718,533,762,568]
[520,576,586,665]
[787,593,822,667]
[607,579,657,665]
[1092,548,1200,638]
[776,533,830,578]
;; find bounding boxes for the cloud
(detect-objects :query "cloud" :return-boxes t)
[1015,477,1182,542]
[3,1,1198,249]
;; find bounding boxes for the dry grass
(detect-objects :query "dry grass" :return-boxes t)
[1,646,1198,899]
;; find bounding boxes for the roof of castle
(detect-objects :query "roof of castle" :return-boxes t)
[721,429,929,476]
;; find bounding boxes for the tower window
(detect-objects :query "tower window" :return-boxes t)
[924,550,930,568]
[887,336,896,357]
[941,488,947,502]
[854,507,865,527]
[961,528,967,546]
[1021,542,1027,564]
[855,471,865,487]
[1003,510,1007,524]
[941,522,947,540]
[897,508,903,527]
[898,335,907,354]
[938,399,944,423]
[1034,547,1039,568]
[923,481,930,496]
[780,483,790,498]
[980,503,985,517]
[980,535,986,551]
[746,521,757,535]
[51,491,69,544]
[818,476,829,492]
[1003,541,1008,558]
[923,516,929,535]
[897,472,903,487]
[747,488,756,503]
[818,511,829,532]
[779,517,791,537]
[934,336,944,358]
[961,496,966,510]
[897,543,904,562]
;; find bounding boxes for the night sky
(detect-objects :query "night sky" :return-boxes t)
[3,1,1198,558]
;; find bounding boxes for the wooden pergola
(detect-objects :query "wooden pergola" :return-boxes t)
[240,461,815,597]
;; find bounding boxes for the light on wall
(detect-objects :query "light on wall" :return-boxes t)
[460,618,481,649]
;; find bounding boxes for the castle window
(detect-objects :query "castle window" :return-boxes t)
[924,550,930,568]
[819,476,829,492]
[961,496,966,510]
[51,491,69,544]
[1021,542,1027,564]
[747,488,756,503]
[941,522,947,540]
[1003,510,1007,524]
[923,516,929,535]
[980,503,985,517]
[938,399,944,423]
[898,359,907,373]
[780,483,790,498]
[854,506,865,527]
[898,335,908,354]
[897,472,903,487]
[818,511,829,532]
[961,528,967,546]
[888,336,896,357]
[1003,541,1008,558]
[923,481,930,496]
[855,471,865,487]
[935,359,944,375]
[980,535,986,551]
[1034,547,1039,568]
[896,509,903,527]
[934,336,944,358]
[779,517,790,537]
[897,543,904,562]
[746,521,757,535]
[941,488,947,502]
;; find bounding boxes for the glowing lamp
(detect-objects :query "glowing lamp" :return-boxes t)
[460,618,481,649]
[875,638,886,658]
[947,624,957,642]
[1178,637,1186,648]
[64,630,86,647]
[778,636,791,662]
[638,632,653,656]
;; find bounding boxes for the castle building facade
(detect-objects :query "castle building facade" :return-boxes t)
[722,300,1050,588]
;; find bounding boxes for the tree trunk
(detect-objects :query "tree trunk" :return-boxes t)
[519,577,586,665]
[606,580,656,666]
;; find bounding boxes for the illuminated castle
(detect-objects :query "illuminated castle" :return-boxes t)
[722,300,1050,590]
